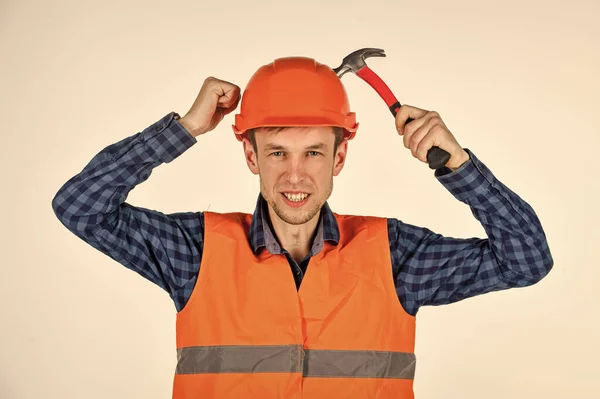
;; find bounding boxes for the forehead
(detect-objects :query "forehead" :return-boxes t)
[256,126,334,148]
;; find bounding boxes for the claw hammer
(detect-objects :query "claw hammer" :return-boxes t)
[333,48,451,170]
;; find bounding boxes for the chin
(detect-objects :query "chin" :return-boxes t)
[272,193,321,225]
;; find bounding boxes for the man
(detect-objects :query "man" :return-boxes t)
[52,56,553,398]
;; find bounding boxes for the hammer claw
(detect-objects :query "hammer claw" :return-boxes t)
[362,48,386,59]
[332,47,386,77]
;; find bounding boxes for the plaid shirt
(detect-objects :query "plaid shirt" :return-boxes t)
[52,111,553,316]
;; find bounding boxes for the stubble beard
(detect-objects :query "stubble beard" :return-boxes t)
[260,174,333,226]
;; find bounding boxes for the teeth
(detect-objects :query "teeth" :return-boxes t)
[284,193,309,202]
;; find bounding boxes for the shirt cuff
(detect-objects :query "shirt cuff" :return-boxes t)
[434,148,494,201]
[141,111,197,163]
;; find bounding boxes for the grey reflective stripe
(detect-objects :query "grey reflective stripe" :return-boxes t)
[303,349,416,379]
[176,345,415,379]
[176,345,303,374]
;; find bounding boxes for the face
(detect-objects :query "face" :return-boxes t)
[243,126,348,226]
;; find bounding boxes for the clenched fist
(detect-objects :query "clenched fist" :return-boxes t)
[395,105,470,171]
[179,77,241,137]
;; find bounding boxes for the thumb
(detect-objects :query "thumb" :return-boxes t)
[216,86,241,114]
[216,84,240,105]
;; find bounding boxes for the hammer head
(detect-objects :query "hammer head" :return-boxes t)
[332,47,386,78]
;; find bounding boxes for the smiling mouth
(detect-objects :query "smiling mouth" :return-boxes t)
[281,192,310,203]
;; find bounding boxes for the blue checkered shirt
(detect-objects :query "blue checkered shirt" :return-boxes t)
[51,111,553,316]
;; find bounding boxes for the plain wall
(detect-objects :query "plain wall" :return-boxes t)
[2,0,598,397]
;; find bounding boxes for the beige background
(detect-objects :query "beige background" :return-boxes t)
[1,0,598,397]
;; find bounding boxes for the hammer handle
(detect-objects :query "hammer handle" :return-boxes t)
[356,67,451,170]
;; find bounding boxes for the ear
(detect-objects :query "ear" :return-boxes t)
[332,138,348,177]
[242,137,259,175]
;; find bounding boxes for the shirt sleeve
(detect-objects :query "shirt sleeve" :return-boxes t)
[51,111,203,311]
[388,148,554,316]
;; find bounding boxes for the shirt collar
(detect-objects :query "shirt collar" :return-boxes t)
[250,192,339,255]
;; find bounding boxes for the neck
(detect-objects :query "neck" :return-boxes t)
[267,205,320,259]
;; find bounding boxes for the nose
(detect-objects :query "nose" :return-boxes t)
[285,156,307,185]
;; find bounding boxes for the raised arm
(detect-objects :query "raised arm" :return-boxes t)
[51,77,241,310]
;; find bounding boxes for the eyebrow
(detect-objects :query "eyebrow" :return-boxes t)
[264,143,327,152]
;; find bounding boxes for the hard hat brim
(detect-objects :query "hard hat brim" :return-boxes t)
[233,114,358,134]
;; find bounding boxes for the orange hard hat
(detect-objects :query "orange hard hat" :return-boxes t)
[232,56,359,142]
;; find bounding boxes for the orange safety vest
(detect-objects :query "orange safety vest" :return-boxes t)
[173,211,417,398]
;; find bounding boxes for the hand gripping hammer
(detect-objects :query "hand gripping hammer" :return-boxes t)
[333,48,451,170]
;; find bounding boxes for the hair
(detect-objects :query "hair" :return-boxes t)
[246,126,346,155]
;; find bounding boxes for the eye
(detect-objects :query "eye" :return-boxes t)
[308,151,321,156]
[271,151,283,157]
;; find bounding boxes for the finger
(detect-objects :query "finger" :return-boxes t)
[220,93,241,115]
[216,84,240,106]
[218,85,241,113]
[395,105,428,134]
[415,125,444,163]
[402,111,435,149]
[406,118,434,157]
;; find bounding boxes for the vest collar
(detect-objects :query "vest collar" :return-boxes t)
[250,192,340,255]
